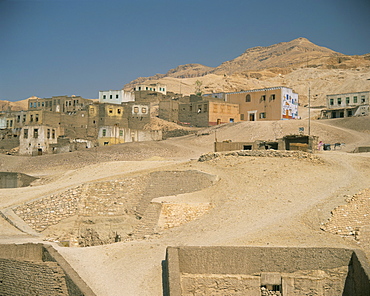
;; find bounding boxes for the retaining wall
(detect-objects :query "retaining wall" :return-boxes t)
[0,243,96,296]
[165,246,370,296]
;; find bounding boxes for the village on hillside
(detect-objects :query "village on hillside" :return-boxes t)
[0,81,369,156]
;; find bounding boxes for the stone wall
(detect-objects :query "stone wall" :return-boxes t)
[0,243,96,296]
[0,258,69,295]
[158,202,213,229]
[12,170,217,245]
[165,246,370,296]
[321,188,370,242]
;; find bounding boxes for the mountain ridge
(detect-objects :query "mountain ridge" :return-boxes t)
[124,37,370,106]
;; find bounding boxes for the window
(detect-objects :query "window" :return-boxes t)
[189,105,193,111]
[117,109,121,114]
[30,115,33,122]
[47,129,50,138]
[30,102,33,108]
[42,102,44,107]
[270,94,276,101]
[197,105,202,113]
[240,114,245,120]
[142,107,147,114]
[354,96,358,103]
[108,109,113,114]
[103,95,106,99]
[110,95,112,99]
[37,102,40,107]
[119,130,123,137]
[9,120,13,127]
[260,112,266,119]
[116,95,119,99]
[346,97,350,104]
[246,94,251,102]
[24,129,28,139]
[23,115,26,122]
[330,99,334,105]
[361,96,366,103]
[33,128,39,138]
[35,114,39,122]
[134,107,139,113]
[33,102,37,108]
[17,115,21,123]
[337,98,342,105]
[261,95,266,101]
[102,129,106,136]
[52,129,55,139]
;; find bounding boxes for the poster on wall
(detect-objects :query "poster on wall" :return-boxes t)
[282,93,298,119]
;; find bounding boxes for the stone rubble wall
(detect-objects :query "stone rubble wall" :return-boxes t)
[321,188,370,243]
[14,187,82,232]
[158,203,213,229]
[13,178,145,232]
[198,150,323,163]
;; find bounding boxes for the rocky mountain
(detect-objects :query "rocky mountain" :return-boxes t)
[0,97,31,111]
[124,37,370,106]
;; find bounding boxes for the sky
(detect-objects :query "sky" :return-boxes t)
[1,0,369,102]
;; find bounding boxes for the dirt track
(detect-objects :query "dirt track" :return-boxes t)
[0,117,369,296]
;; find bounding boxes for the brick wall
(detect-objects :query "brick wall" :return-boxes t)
[0,258,69,296]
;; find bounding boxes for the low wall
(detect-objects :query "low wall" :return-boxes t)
[353,146,370,153]
[0,243,96,296]
[166,246,370,296]
[0,172,37,188]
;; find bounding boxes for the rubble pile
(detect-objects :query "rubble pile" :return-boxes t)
[321,188,370,245]
[198,150,323,163]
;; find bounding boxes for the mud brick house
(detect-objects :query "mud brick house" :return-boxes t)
[0,94,161,155]
[133,82,167,95]
[320,90,369,119]
[178,99,240,127]
[98,90,135,104]
[28,95,92,113]
[205,86,299,121]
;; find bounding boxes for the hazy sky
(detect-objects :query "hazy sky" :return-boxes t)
[1,0,369,102]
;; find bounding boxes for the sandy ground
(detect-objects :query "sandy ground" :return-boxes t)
[0,117,370,296]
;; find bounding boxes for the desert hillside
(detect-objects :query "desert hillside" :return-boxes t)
[0,97,31,111]
[124,37,370,106]
[0,116,369,296]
